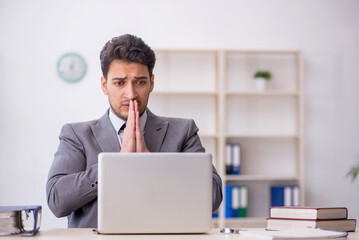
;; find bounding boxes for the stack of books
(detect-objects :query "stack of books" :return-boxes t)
[266,206,356,232]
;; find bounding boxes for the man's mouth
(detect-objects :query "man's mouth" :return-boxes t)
[121,101,140,110]
[121,102,130,109]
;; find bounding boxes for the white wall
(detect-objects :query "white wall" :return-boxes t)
[1,0,358,228]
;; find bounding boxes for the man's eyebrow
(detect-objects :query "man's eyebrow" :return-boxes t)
[134,76,148,80]
[111,76,148,81]
[111,77,127,81]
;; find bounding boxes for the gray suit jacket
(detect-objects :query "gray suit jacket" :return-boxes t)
[46,109,223,228]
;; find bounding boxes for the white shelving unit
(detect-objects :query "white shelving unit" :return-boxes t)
[149,49,304,228]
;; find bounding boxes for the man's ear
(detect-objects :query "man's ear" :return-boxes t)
[101,76,108,95]
[149,74,154,93]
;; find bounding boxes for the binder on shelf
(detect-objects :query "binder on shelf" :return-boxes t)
[239,185,248,218]
[225,184,248,219]
[225,142,241,175]
[271,185,300,207]
[284,186,292,207]
[212,210,219,218]
[271,186,284,207]
[292,185,300,206]
[231,143,241,175]
[231,186,239,218]
[225,144,232,175]
[225,185,233,218]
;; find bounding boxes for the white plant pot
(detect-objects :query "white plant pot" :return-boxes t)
[255,77,267,91]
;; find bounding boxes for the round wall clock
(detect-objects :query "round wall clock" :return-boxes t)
[57,52,87,83]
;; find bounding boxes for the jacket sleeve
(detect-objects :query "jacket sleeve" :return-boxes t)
[46,124,98,218]
[183,119,223,213]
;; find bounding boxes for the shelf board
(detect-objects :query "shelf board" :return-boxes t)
[212,217,267,225]
[199,134,217,139]
[226,91,299,97]
[155,49,301,55]
[224,217,267,224]
[225,175,299,181]
[212,218,219,223]
[226,134,299,139]
[154,49,218,54]
[152,91,218,96]
[225,50,301,55]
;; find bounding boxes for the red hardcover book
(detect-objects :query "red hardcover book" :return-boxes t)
[266,217,356,232]
[269,207,348,220]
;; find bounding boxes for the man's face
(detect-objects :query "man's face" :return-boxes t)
[101,59,154,121]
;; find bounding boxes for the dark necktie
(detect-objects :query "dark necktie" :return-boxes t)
[118,123,126,134]
[118,123,126,146]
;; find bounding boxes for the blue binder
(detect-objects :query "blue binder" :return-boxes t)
[271,186,285,207]
[225,185,233,218]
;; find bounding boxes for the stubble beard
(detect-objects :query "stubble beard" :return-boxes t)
[109,102,128,121]
[109,93,150,121]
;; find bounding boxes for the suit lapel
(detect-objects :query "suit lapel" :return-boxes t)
[91,110,121,152]
[144,109,169,152]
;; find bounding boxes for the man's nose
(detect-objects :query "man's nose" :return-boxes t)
[124,84,137,100]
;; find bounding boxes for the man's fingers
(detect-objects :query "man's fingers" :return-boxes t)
[134,99,138,113]
[122,99,149,153]
[121,100,136,152]
[126,100,136,132]
[135,106,149,152]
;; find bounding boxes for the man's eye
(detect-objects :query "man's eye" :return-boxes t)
[136,81,145,85]
[114,81,124,86]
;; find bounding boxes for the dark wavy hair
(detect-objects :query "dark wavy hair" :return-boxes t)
[100,34,156,78]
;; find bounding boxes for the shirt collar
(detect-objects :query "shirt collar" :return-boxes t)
[109,109,147,134]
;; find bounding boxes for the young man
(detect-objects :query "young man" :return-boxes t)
[46,34,223,228]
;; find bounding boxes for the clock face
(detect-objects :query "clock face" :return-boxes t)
[57,52,86,82]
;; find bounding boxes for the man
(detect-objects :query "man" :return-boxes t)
[46,34,223,228]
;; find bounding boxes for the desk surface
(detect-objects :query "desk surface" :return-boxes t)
[4,228,359,239]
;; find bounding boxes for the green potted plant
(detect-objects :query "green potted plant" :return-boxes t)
[253,70,272,91]
[347,163,359,181]
[347,156,359,182]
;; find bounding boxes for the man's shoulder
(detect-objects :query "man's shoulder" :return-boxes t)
[61,112,108,133]
[63,119,98,130]
[149,112,198,131]
[64,117,100,127]
[158,115,192,122]
[150,112,194,126]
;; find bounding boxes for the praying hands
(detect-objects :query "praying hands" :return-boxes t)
[120,100,149,153]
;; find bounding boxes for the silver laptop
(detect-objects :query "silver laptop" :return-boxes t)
[97,152,213,234]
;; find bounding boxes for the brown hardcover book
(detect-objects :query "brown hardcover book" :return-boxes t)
[266,217,356,232]
[269,207,348,220]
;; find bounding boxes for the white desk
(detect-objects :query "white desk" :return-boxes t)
[4,228,359,240]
